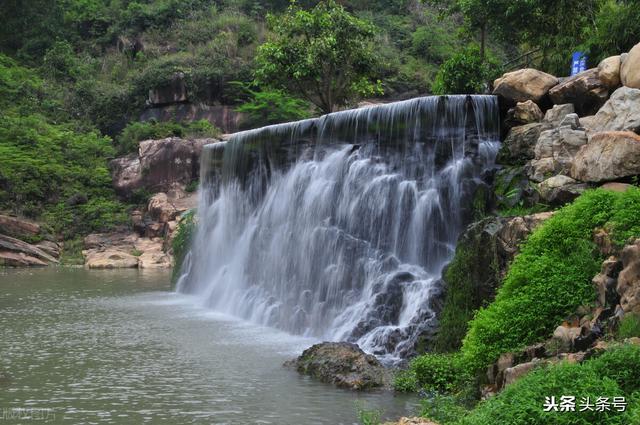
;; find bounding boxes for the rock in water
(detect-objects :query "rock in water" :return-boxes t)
[493,68,558,105]
[285,342,387,390]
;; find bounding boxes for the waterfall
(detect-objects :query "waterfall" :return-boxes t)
[177,95,500,360]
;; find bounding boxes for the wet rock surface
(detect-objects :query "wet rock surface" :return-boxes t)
[284,342,388,390]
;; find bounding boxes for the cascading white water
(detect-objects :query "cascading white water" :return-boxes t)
[178,95,500,360]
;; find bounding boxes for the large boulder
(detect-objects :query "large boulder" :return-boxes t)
[497,123,546,165]
[110,154,142,196]
[537,175,587,206]
[82,231,173,269]
[0,234,58,266]
[548,68,609,116]
[496,212,555,260]
[84,248,139,269]
[147,193,178,223]
[135,238,172,269]
[35,240,62,259]
[570,131,640,182]
[442,212,554,325]
[598,55,621,89]
[584,87,640,133]
[0,215,41,240]
[110,137,217,198]
[493,69,558,106]
[543,104,576,127]
[83,232,138,250]
[284,342,387,390]
[505,100,543,127]
[529,127,588,182]
[138,137,212,193]
[621,43,640,89]
[147,190,197,225]
[617,239,640,314]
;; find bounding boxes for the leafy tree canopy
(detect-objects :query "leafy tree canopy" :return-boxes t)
[254,0,383,114]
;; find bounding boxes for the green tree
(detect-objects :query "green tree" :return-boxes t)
[426,0,506,60]
[432,47,497,94]
[254,0,382,114]
[583,0,640,65]
[236,88,311,127]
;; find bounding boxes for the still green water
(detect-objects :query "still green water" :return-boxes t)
[0,268,417,424]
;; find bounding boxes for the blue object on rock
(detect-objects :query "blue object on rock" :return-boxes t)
[571,51,587,75]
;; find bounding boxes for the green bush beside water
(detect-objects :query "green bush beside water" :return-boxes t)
[171,209,196,283]
[456,344,640,425]
[461,188,640,373]
[400,188,640,423]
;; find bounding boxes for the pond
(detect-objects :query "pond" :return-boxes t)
[0,268,417,424]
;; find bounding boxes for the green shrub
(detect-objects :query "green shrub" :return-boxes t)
[172,209,196,283]
[59,237,84,266]
[410,26,454,64]
[236,88,312,128]
[395,353,473,394]
[116,119,219,154]
[421,393,470,424]
[461,189,640,374]
[394,368,418,392]
[356,402,382,425]
[583,0,640,65]
[433,221,501,353]
[432,47,499,95]
[457,344,640,425]
[618,314,640,340]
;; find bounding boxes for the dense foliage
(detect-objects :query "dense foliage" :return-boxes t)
[431,0,640,75]
[456,344,640,425]
[0,54,126,237]
[618,313,640,340]
[432,47,498,94]
[461,188,640,373]
[254,1,382,113]
[394,353,473,394]
[432,218,501,353]
[235,88,312,127]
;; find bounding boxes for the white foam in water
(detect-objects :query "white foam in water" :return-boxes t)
[177,95,500,360]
